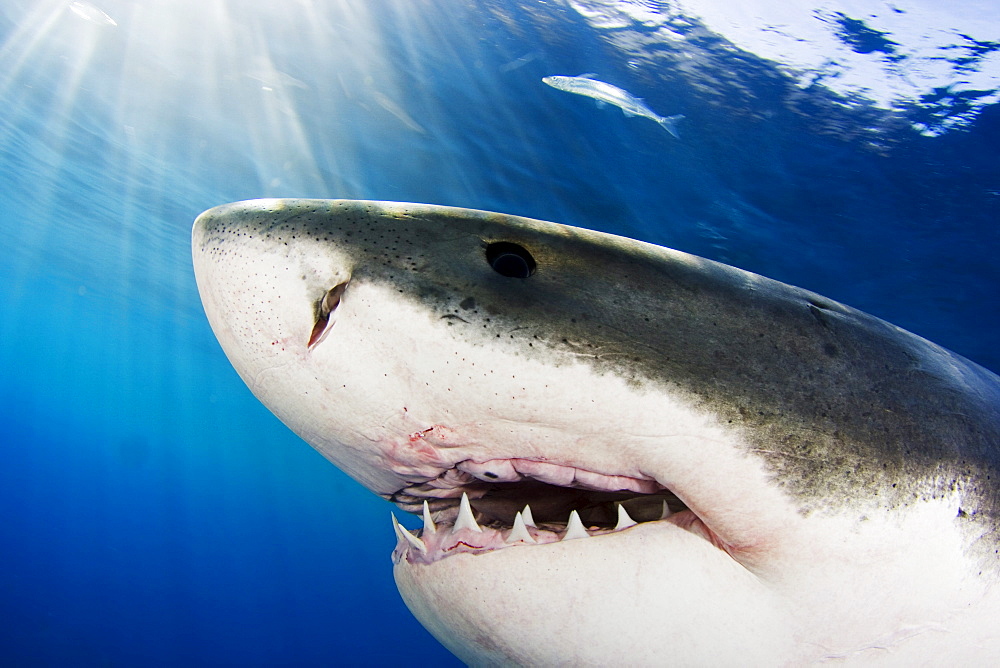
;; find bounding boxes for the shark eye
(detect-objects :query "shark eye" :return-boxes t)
[486,242,536,278]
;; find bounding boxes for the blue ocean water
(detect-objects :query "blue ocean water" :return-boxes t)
[0,0,997,665]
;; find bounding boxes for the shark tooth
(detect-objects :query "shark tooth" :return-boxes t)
[562,509,590,541]
[615,504,638,530]
[505,511,537,544]
[452,492,483,533]
[659,500,673,520]
[422,500,437,535]
[391,513,427,552]
[521,503,537,528]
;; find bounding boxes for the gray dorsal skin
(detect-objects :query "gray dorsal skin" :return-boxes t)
[192,200,1000,665]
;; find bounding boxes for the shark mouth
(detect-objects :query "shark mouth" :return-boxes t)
[389,458,709,565]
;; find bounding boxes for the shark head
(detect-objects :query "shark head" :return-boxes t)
[193,199,1000,664]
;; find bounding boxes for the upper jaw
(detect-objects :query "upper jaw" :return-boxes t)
[389,455,667,519]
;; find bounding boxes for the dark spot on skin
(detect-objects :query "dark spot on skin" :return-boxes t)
[460,297,476,310]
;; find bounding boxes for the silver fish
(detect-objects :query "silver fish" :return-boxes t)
[543,74,683,138]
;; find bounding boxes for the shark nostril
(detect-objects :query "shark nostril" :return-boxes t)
[307,281,349,349]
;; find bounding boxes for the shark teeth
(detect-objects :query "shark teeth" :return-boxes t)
[615,504,638,530]
[452,492,483,533]
[391,495,683,566]
[521,503,536,528]
[505,511,536,544]
[422,500,437,535]
[660,499,673,520]
[562,510,590,541]
[392,513,427,553]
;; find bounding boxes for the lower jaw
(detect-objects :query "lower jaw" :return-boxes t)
[392,520,786,667]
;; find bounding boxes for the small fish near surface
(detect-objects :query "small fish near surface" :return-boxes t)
[543,74,684,138]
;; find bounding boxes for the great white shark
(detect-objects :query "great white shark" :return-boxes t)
[192,199,1000,665]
